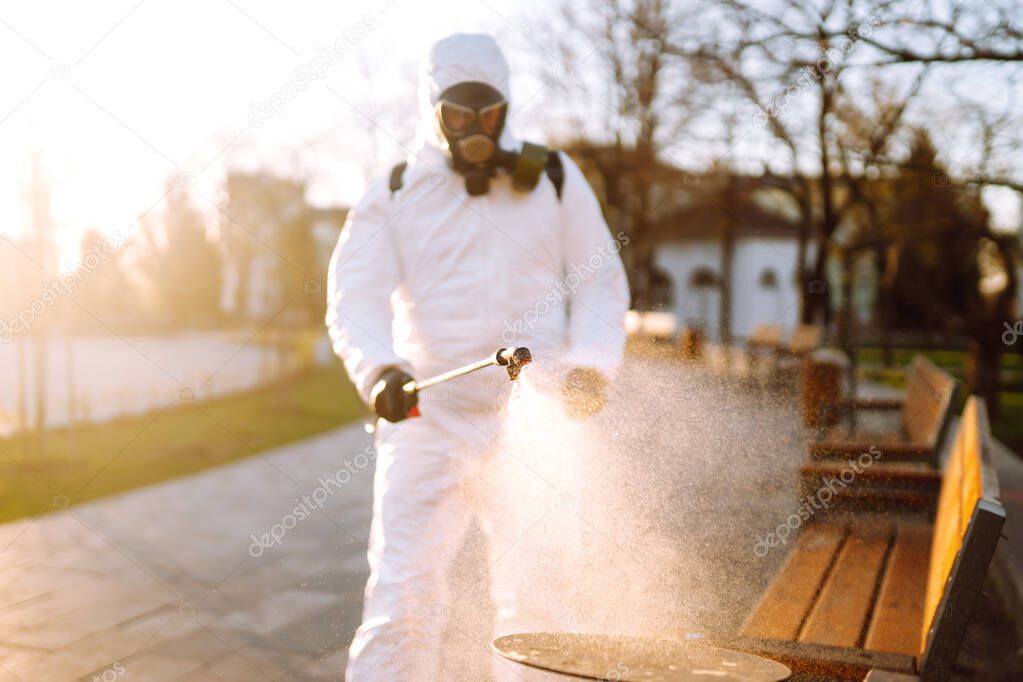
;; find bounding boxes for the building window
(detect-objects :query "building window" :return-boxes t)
[689,267,720,289]
[758,268,778,289]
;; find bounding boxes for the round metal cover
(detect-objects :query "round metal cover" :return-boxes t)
[493,632,791,681]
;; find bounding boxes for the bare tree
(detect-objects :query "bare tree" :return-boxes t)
[655,0,1022,324]
[537,0,698,306]
[831,70,930,353]
[655,1,907,324]
[859,0,1023,64]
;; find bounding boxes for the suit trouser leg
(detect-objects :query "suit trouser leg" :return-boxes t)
[346,415,474,681]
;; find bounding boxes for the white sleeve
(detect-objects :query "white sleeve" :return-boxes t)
[558,153,631,377]
[325,178,410,403]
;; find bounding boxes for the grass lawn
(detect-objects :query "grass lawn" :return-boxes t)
[0,364,364,525]
[858,348,1023,451]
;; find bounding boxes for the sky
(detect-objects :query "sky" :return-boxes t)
[0,0,551,267]
[1,0,1020,271]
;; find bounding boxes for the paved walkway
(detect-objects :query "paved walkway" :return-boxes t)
[0,425,375,681]
[991,437,1023,641]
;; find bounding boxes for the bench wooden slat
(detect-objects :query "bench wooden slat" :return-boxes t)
[808,440,935,462]
[902,357,955,446]
[799,461,942,512]
[741,524,846,640]
[959,411,981,524]
[921,409,968,645]
[864,522,932,656]
[919,397,1005,679]
[902,358,932,444]
[800,461,940,483]
[800,525,892,648]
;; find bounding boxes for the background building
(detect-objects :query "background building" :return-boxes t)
[221,172,347,323]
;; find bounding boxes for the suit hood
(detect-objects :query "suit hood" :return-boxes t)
[416,33,515,152]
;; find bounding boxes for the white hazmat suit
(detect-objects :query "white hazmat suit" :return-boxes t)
[327,33,629,681]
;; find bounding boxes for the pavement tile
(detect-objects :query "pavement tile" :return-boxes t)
[198,562,313,617]
[0,576,165,629]
[175,653,265,682]
[2,605,196,680]
[2,587,176,650]
[0,565,99,610]
[268,604,358,657]
[0,642,46,669]
[216,589,343,639]
[301,645,347,680]
[286,567,367,598]
[78,652,203,682]
[148,626,250,662]
[181,644,324,682]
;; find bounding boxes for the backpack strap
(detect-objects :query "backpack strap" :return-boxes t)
[545,151,564,201]
[389,161,408,197]
[388,154,564,200]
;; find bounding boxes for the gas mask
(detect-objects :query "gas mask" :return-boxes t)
[436,81,550,196]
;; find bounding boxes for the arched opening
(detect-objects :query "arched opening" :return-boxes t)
[688,267,720,332]
[758,268,778,289]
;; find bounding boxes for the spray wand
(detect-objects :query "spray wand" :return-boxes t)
[401,346,532,417]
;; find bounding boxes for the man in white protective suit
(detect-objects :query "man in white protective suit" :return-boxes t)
[327,32,630,680]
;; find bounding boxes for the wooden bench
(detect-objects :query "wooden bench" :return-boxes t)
[747,323,785,353]
[742,324,786,382]
[678,326,704,361]
[770,324,826,387]
[808,356,958,466]
[780,324,824,358]
[725,397,1005,681]
[803,349,849,427]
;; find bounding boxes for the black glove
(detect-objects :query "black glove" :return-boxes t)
[369,368,418,423]
[563,367,608,419]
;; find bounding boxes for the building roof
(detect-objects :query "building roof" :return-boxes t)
[563,143,801,243]
[653,183,801,241]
